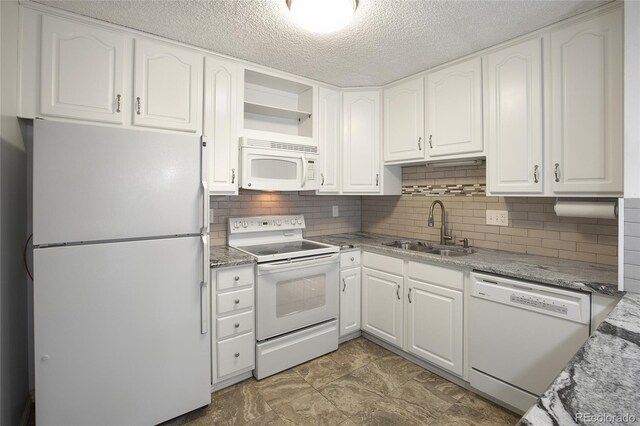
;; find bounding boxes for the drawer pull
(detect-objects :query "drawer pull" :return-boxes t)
[234,323,240,328]
[234,276,240,281]
[234,352,240,358]
[234,299,240,304]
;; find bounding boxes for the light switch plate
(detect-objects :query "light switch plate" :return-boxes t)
[332,206,339,217]
[486,210,508,226]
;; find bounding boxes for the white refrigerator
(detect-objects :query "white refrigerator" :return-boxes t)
[32,120,211,425]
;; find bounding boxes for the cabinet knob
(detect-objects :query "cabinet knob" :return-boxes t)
[396,284,400,300]
[231,168,236,184]
[321,173,325,186]
[428,135,433,149]
[408,288,412,303]
[234,352,240,358]
[234,299,240,304]
[376,174,379,187]
[136,97,142,115]
[554,163,560,182]
[115,94,121,113]
[418,136,422,151]
[342,278,347,292]
[350,257,355,261]
[234,323,240,328]
[234,276,240,281]
[533,165,539,183]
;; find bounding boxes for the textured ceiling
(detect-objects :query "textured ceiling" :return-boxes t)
[33,0,610,87]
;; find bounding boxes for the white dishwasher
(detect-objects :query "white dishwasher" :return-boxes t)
[469,272,591,413]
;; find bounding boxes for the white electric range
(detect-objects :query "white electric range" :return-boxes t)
[228,215,340,379]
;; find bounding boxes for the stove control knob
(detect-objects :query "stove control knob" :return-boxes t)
[242,221,248,228]
[276,220,282,226]
[233,221,240,229]
[297,217,303,225]
[290,218,297,225]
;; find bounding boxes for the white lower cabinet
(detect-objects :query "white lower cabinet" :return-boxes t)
[340,266,361,337]
[212,264,255,386]
[361,252,404,348]
[360,252,465,376]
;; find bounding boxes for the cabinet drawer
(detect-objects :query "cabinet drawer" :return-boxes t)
[217,333,255,378]
[340,251,361,268]
[408,261,463,291]
[217,310,254,340]
[217,288,253,315]
[217,265,254,291]
[363,252,403,275]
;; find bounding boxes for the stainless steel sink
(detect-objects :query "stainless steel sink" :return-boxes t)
[382,240,474,257]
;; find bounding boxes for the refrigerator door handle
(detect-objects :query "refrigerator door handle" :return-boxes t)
[201,136,209,234]
[201,234,209,335]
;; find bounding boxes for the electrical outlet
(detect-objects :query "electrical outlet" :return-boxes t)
[332,205,339,217]
[486,210,508,226]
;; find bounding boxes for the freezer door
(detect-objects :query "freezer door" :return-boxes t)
[34,237,210,426]
[33,120,205,246]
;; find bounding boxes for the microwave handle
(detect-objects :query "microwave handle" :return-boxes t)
[301,155,307,188]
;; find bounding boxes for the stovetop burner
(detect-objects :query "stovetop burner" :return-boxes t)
[257,249,279,255]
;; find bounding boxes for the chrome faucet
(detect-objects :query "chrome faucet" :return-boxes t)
[428,200,453,245]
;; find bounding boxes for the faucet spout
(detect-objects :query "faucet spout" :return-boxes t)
[428,200,452,245]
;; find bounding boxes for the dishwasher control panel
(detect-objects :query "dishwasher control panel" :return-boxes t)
[509,294,568,315]
[471,272,590,324]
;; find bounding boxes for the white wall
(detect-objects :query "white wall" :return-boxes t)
[625,1,640,197]
[1,0,30,424]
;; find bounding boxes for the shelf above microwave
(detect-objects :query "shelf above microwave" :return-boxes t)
[244,101,311,121]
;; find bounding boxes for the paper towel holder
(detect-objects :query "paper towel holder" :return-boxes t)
[554,198,618,219]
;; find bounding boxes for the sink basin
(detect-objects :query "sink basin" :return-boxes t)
[382,240,474,257]
[382,240,435,252]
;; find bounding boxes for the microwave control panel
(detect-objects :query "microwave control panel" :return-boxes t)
[306,160,316,181]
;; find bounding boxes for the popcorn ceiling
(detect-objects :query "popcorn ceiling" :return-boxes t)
[34,0,608,87]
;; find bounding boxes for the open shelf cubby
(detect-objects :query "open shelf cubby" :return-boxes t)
[243,69,314,138]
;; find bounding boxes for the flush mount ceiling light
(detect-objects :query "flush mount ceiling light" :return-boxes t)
[287,0,358,33]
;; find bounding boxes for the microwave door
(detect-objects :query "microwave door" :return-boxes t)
[241,148,306,191]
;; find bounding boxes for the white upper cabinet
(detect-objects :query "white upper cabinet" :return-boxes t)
[342,91,381,193]
[549,9,623,195]
[383,78,425,163]
[318,87,342,193]
[133,39,203,132]
[40,16,126,124]
[204,56,239,194]
[486,38,543,194]
[426,57,483,158]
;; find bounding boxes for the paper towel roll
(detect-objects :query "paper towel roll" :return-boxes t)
[553,200,618,219]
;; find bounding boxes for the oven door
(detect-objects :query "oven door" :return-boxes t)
[256,253,339,341]
[240,147,319,191]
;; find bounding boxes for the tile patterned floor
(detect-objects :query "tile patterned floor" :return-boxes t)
[165,337,521,426]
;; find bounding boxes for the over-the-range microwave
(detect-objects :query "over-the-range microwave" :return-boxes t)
[239,137,320,191]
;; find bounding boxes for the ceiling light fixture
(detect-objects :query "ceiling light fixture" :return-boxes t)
[287,0,357,33]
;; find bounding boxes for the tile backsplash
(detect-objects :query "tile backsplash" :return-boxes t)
[362,164,618,266]
[209,191,361,246]
[209,164,618,266]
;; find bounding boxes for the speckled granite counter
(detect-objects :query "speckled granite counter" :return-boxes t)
[209,245,254,269]
[518,293,640,425]
[309,232,621,296]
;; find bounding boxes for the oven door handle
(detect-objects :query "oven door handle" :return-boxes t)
[258,253,339,273]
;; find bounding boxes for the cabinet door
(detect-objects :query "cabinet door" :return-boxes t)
[134,39,203,132]
[406,279,463,375]
[342,91,381,193]
[204,56,238,194]
[426,57,483,158]
[486,38,543,194]
[549,9,623,194]
[318,87,342,193]
[339,267,361,336]
[41,16,126,124]
[383,78,425,163]
[361,267,403,347]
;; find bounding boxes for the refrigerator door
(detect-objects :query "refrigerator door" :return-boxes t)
[34,236,210,426]
[33,120,205,246]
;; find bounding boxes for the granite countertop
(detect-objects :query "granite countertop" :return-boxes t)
[210,245,255,269]
[309,232,621,296]
[518,293,640,425]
